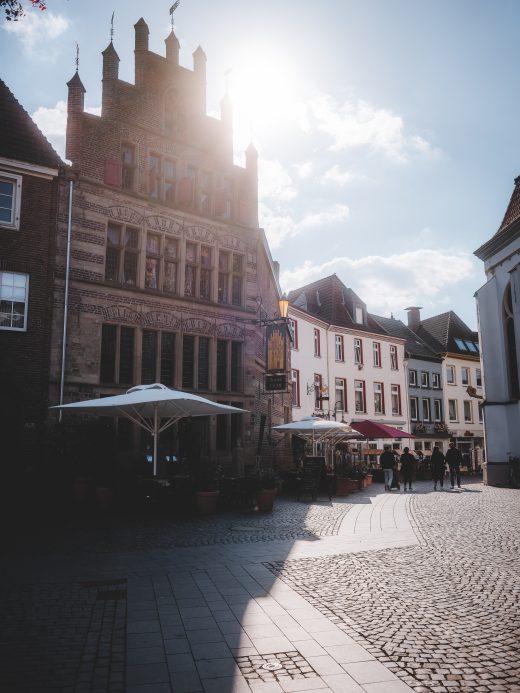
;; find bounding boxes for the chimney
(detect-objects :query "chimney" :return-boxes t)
[405,306,422,331]
[66,71,86,164]
[134,18,149,87]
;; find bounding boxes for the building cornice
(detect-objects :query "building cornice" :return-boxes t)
[0,156,59,180]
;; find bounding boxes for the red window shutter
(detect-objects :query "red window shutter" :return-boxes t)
[177,177,193,205]
[214,189,227,216]
[104,159,122,187]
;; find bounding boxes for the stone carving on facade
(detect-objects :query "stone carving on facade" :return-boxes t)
[146,215,183,236]
[219,234,246,252]
[185,224,216,244]
[102,304,142,324]
[108,205,144,226]
[181,317,214,335]
[142,311,181,329]
[216,322,246,339]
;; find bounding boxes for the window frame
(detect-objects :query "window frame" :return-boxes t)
[314,328,321,357]
[291,368,300,407]
[0,271,29,331]
[476,368,482,388]
[335,377,347,414]
[410,396,418,421]
[289,318,299,349]
[461,366,470,386]
[409,369,417,386]
[335,334,344,362]
[0,172,22,230]
[446,365,456,384]
[314,373,323,410]
[390,344,398,370]
[463,399,473,423]
[354,379,366,414]
[420,371,429,388]
[373,381,385,415]
[100,323,135,385]
[373,341,381,367]
[121,142,136,191]
[422,398,431,422]
[432,372,441,389]
[105,222,140,286]
[391,383,401,415]
[354,338,363,365]
[434,399,442,422]
[448,398,458,422]
[218,249,244,306]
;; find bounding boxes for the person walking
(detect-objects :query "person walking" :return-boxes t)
[446,441,463,489]
[380,444,396,491]
[431,445,446,491]
[400,447,415,492]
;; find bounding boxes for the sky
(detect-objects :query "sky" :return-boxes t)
[2,0,520,331]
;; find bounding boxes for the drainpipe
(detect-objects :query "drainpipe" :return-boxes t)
[59,179,74,422]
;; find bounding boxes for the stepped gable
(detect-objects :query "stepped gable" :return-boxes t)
[371,314,439,360]
[416,310,479,356]
[0,79,62,168]
[288,274,387,335]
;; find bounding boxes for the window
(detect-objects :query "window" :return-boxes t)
[448,399,458,422]
[218,250,244,306]
[455,338,468,352]
[464,400,472,423]
[100,324,135,384]
[121,143,136,190]
[420,371,429,388]
[185,242,213,300]
[434,399,442,422]
[314,373,323,410]
[335,378,347,414]
[313,328,321,357]
[373,341,381,367]
[355,306,363,324]
[446,365,455,384]
[148,153,161,199]
[432,372,441,389]
[373,382,385,414]
[478,402,483,423]
[0,271,28,331]
[354,338,363,364]
[230,341,242,392]
[476,369,482,388]
[182,335,196,388]
[199,170,212,215]
[422,398,430,421]
[390,345,398,370]
[145,233,161,289]
[216,177,234,219]
[291,369,300,407]
[141,330,176,386]
[410,396,418,421]
[335,334,344,362]
[289,318,298,349]
[391,384,401,415]
[461,367,470,386]
[164,237,179,293]
[354,380,366,413]
[0,173,22,229]
[504,283,520,399]
[164,158,176,203]
[141,330,157,383]
[409,369,417,386]
[105,223,139,285]
[216,339,243,392]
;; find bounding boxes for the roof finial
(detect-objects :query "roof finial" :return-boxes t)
[110,10,115,42]
[75,42,79,71]
[169,0,180,31]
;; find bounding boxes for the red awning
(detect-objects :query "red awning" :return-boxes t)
[349,420,414,439]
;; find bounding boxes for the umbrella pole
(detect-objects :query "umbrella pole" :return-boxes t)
[153,405,158,477]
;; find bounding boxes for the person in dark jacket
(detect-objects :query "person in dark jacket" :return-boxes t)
[431,446,446,491]
[380,445,396,491]
[446,442,463,489]
[400,447,415,492]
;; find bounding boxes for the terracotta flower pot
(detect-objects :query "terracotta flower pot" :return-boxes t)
[335,477,351,497]
[365,474,373,486]
[257,488,276,512]
[196,490,219,515]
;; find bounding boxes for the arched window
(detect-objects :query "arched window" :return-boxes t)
[504,282,519,399]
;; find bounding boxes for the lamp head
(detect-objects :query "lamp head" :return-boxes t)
[278,294,289,319]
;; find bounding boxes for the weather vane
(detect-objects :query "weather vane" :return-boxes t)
[75,42,79,71]
[110,11,115,42]
[169,0,180,31]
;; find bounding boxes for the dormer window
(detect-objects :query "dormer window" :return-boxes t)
[355,306,363,324]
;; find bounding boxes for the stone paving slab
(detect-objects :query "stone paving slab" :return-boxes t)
[3,480,518,692]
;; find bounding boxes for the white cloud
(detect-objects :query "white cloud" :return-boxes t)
[259,202,350,249]
[280,249,476,314]
[258,158,298,202]
[294,161,313,179]
[3,10,71,55]
[322,165,357,187]
[297,94,438,163]
[32,100,101,160]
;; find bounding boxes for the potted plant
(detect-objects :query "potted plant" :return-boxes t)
[256,468,277,512]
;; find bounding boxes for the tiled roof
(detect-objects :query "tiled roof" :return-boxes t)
[371,314,440,360]
[0,79,62,169]
[496,176,520,236]
[288,274,388,335]
[416,311,479,357]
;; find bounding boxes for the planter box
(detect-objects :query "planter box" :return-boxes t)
[257,488,276,512]
[335,477,351,497]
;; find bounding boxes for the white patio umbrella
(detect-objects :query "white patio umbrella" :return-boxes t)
[272,416,361,456]
[51,383,248,476]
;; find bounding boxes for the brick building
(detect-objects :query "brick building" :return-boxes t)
[50,20,287,473]
[0,79,62,471]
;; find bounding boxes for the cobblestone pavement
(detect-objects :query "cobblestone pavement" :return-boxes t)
[13,498,350,554]
[268,485,520,693]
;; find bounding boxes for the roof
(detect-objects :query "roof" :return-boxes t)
[415,310,480,357]
[371,314,440,361]
[474,175,520,261]
[288,274,387,335]
[0,79,62,169]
